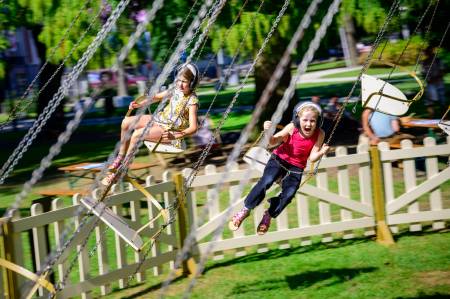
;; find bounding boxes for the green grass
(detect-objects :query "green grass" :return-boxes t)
[321,66,417,79]
[109,231,450,299]
[306,60,347,72]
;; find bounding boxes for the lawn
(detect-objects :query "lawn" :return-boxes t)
[321,66,418,79]
[110,231,450,299]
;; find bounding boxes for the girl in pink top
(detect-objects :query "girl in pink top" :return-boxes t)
[230,102,330,234]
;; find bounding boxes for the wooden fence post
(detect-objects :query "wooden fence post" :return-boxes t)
[369,146,395,245]
[0,219,19,298]
[173,173,197,277]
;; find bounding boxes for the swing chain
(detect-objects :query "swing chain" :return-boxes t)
[162,0,293,295]
[0,0,96,130]
[325,0,400,146]
[52,0,221,292]
[0,0,131,185]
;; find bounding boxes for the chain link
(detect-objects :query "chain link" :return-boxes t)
[0,0,132,185]
[325,0,401,146]
[25,0,217,294]
[159,0,202,66]
[159,0,295,296]
[0,0,95,130]
[180,0,347,296]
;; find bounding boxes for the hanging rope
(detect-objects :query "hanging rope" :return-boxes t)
[0,0,133,185]
[0,0,96,130]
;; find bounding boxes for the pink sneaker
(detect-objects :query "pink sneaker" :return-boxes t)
[101,171,119,186]
[109,155,124,170]
[257,210,271,235]
[229,207,250,231]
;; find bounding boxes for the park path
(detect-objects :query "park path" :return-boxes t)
[0,66,406,132]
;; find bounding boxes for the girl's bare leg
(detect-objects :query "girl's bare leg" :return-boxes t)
[125,125,164,159]
[118,115,153,155]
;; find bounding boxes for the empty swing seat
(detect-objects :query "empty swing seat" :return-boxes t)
[361,60,424,116]
[81,197,144,251]
[361,74,410,116]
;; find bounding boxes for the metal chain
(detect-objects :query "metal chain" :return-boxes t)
[0,0,132,185]
[184,0,267,189]
[414,0,440,72]
[26,0,216,294]
[159,0,292,295]
[112,0,165,71]
[423,21,450,84]
[159,0,202,66]
[128,0,268,292]
[186,0,227,62]
[0,0,95,130]
[181,0,344,296]
[325,0,401,146]
[197,0,266,132]
[99,0,227,287]
[250,0,323,145]
[12,1,166,294]
[195,0,249,82]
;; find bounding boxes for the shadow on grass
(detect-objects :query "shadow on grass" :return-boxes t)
[230,266,377,294]
[119,275,185,299]
[203,237,371,274]
[395,292,450,299]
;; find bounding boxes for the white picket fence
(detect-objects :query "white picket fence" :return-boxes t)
[2,137,449,298]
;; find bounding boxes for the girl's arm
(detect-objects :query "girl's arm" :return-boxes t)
[162,104,199,141]
[308,129,330,162]
[152,90,169,103]
[264,121,293,146]
[129,90,169,110]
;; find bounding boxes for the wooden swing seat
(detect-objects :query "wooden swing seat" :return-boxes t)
[81,197,145,251]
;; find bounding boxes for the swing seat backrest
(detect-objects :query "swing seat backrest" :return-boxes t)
[438,121,450,136]
[144,138,186,154]
[361,74,409,116]
[243,146,271,174]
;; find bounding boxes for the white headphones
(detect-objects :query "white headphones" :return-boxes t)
[176,62,199,89]
[292,101,323,128]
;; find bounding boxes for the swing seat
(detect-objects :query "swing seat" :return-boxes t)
[438,121,450,136]
[144,138,186,154]
[361,74,410,116]
[361,60,424,116]
[81,197,144,251]
[243,146,271,174]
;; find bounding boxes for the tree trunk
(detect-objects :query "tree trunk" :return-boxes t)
[117,60,128,96]
[32,26,65,137]
[254,33,292,130]
[343,14,358,66]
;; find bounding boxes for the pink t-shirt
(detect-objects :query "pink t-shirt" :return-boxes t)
[273,127,320,169]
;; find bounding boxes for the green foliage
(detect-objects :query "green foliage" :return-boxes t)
[366,35,427,66]
[340,0,387,34]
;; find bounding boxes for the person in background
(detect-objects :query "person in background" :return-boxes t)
[359,107,413,146]
[97,71,116,117]
[421,46,447,118]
